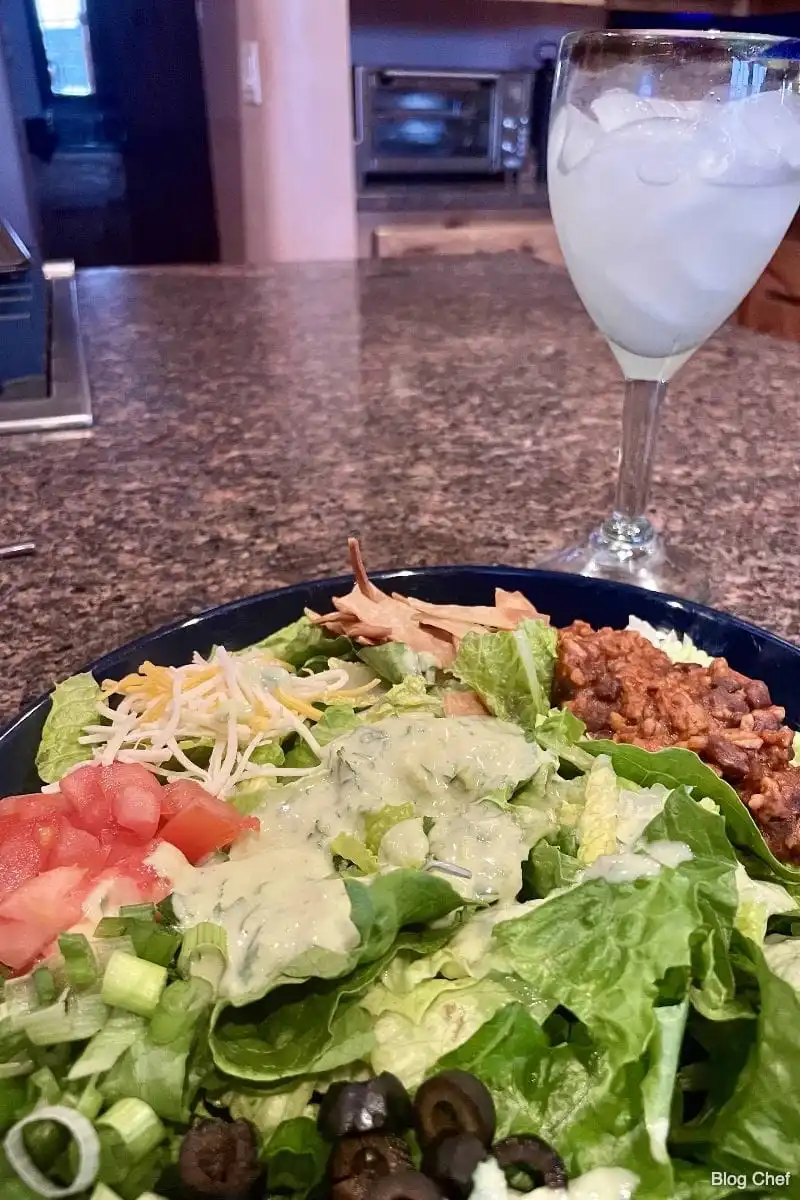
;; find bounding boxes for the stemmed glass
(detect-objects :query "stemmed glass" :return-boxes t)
[538,31,800,600]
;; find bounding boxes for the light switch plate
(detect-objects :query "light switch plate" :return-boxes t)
[240,41,262,106]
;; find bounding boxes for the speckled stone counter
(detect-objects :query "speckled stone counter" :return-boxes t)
[1,254,797,722]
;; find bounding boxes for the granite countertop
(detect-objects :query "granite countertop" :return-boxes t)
[1,253,797,722]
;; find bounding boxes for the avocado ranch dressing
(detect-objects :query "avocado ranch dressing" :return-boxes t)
[160,715,549,1003]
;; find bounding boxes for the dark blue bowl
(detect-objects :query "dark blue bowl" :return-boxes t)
[2,567,798,797]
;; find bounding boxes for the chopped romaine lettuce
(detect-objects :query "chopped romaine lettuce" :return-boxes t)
[452,620,557,733]
[627,616,713,666]
[363,803,416,855]
[250,616,353,669]
[357,642,438,685]
[576,755,620,866]
[582,740,800,885]
[365,675,443,721]
[35,673,101,784]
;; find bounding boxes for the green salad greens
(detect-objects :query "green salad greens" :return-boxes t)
[3,603,800,1200]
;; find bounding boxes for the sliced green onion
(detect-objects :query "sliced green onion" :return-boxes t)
[93,918,126,940]
[155,896,177,927]
[23,993,107,1047]
[4,974,40,1022]
[149,978,212,1046]
[0,1017,34,1078]
[97,1098,165,1163]
[59,934,98,991]
[91,936,135,973]
[67,1011,145,1082]
[73,1080,103,1121]
[0,1076,28,1130]
[90,1186,123,1200]
[0,1057,33,1079]
[126,922,181,968]
[33,968,58,1007]
[119,904,156,923]
[177,923,227,993]
[101,952,166,1018]
[30,1066,61,1105]
[3,1104,101,1197]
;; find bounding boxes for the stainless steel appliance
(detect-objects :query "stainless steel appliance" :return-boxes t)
[354,67,532,184]
[0,219,91,437]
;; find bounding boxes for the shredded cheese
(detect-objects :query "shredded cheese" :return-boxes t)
[80,646,363,797]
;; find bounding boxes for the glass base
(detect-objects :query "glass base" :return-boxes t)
[537,520,710,603]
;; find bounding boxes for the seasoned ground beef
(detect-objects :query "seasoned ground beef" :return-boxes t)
[555,620,800,862]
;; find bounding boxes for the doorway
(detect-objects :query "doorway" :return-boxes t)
[10,0,219,266]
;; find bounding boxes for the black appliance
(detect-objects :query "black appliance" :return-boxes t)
[530,41,558,186]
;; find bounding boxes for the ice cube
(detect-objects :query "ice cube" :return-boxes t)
[591,89,655,132]
[702,91,800,183]
[735,89,800,168]
[552,104,603,174]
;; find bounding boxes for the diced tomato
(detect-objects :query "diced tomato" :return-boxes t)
[160,779,215,822]
[100,826,149,867]
[0,865,88,926]
[0,918,45,972]
[47,819,108,874]
[161,779,258,827]
[159,795,257,865]
[0,866,90,971]
[0,822,46,902]
[0,793,71,820]
[59,764,112,836]
[93,841,170,907]
[101,763,161,841]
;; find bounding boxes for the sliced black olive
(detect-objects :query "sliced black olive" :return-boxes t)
[493,1134,568,1191]
[372,1169,445,1199]
[421,1132,488,1199]
[178,1118,261,1200]
[329,1132,412,1184]
[414,1071,496,1149]
[319,1073,413,1139]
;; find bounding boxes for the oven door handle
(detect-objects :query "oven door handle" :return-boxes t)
[354,65,366,147]
[380,68,501,81]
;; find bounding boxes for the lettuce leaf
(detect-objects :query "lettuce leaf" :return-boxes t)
[357,643,437,685]
[251,617,353,668]
[365,974,517,1089]
[314,705,361,746]
[452,620,557,733]
[35,672,101,784]
[763,935,800,993]
[525,839,581,898]
[734,867,797,946]
[581,740,800,885]
[576,755,620,865]
[700,941,800,1181]
[263,1117,328,1198]
[209,871,463,1083]
[365,675,443,721]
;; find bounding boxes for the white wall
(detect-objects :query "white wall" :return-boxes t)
[0,0,41,121]
[350,0,603,70]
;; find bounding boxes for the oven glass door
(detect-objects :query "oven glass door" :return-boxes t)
[369,74,496,165]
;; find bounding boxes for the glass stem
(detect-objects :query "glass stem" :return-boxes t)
[600,378,667,550]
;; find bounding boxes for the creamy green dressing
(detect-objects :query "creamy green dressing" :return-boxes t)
[583,841,693,885]
[155,716,547,1001]
[152,843,358,1006]
[240,715,547,903]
